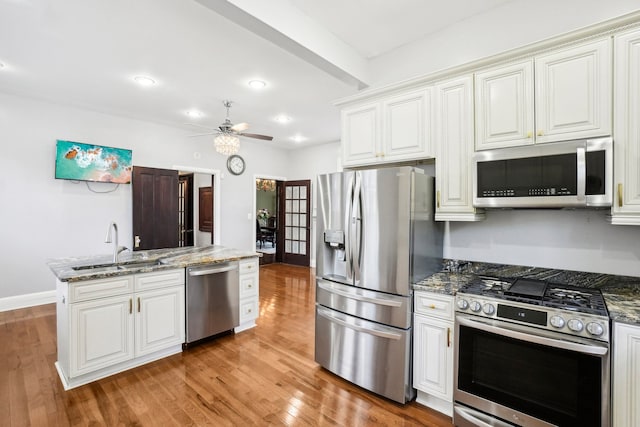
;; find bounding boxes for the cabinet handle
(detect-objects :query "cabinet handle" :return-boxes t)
[129,298,132,314]
[537,130,544,136]
[447,328,451,348]
[618,183,623,208]
[137,297,141,313]
[436,191,441,209]
[429,304,436,309]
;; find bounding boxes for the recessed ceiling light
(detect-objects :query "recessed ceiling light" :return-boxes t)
[291,135,307,143]
[248,79,266,89]
[0,62,5,70]
[133,75,156,87]
[275,115,291,124]
[186,110,203,119]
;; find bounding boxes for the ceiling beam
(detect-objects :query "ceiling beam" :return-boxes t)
[194,0,370,89]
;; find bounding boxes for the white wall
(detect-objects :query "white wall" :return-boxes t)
[446,210,640,276]
[368,0,640,86]
[0,92,291,300]
[288,141,342,266]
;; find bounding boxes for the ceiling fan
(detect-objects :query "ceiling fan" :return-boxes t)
[187,100,273,155]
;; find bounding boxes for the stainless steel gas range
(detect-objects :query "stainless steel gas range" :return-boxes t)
[453,276,610,427]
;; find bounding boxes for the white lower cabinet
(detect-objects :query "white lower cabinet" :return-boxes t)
[56,269,185,389]
[613,321,640,427]
[413,291,454,416]
[235,258,259,332]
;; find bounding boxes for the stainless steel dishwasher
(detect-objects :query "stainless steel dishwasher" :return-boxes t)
[185,261,239,344]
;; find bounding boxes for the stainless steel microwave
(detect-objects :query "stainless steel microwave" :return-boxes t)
[473,137,613,208]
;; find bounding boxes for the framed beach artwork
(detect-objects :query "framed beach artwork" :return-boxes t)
[55,140,133,184]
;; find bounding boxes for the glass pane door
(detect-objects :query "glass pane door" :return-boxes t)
[282,180,311,266]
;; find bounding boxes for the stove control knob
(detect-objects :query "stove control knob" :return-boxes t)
[567,319,584,333]
[586,322,604,337]
[470,301,482,312]
[482,303,495,315]
[457,299,469,310]
[549,315,565,329]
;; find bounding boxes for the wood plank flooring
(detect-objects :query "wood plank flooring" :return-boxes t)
[0,264,454,426]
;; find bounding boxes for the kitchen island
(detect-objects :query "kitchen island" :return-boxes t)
[48,245,260,390]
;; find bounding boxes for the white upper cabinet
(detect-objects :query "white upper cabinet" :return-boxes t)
[341,101,381,166]
[475,60,535,150]
[341,87,433,167]
[382,88,432,161]
[536,37,612,143]
[612,28,640,225]
[475,37,612,150]
[435,75,485,221]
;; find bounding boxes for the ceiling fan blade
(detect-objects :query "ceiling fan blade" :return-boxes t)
[239,132,273,141]
[231,122,249,132]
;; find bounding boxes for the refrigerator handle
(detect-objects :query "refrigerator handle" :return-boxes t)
[345,173,354,281]
[352,171,362,283]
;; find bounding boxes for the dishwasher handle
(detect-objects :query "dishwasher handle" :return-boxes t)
[188,264,238,276]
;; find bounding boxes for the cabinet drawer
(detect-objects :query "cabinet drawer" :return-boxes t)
[69,276,134,303]
[239,274,258,299]
[239,298,258,323]
[239,258,259,275]
[134,269,185,292]
[414,292,453,320]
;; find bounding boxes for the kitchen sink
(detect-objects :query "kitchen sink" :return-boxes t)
[71,259,164,272]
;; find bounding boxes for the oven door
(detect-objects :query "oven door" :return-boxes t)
[454,314,610,427]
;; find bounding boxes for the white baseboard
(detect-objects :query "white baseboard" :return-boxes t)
[0,290,56,312]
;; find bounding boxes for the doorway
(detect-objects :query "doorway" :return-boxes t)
[255,178,278,264]
[254,176,311,267]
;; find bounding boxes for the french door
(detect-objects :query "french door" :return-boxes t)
[279,180,311,266]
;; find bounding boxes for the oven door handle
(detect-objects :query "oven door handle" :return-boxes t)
[457,316,608,356]
[454,405,514,427]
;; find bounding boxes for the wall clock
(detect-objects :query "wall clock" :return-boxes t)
[226,154,246,175]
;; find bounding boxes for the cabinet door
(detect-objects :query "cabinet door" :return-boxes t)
[341,102,381,166]
[70,295,134,377]
[535,38,612,143]
[135,286,185,357]
[475,60,534,150]
[434,75,484,221]
[612,28,640,224]
[413,314,453,400]
[613,322,640,427]
[382,88,433,160]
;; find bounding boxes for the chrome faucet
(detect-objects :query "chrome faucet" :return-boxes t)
[104,221,127,263]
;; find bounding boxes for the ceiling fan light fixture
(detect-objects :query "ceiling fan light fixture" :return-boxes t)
[248,79,266,89]
[214,133,240,155]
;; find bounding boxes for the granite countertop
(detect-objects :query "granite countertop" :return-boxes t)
[413,260,640,326]
[48,245,260,283]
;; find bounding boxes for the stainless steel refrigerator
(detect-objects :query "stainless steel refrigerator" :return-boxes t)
[315,166,443,403]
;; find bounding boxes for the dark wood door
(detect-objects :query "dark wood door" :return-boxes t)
[132,166,179,250]
[199,186,213,233]
[279,180,311,266]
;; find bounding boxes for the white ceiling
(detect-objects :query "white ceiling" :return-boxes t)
[0,0,511,150]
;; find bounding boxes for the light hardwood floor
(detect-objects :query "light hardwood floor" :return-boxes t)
[1,264,454,426]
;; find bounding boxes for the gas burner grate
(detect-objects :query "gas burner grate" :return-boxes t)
[543,285,608,316]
